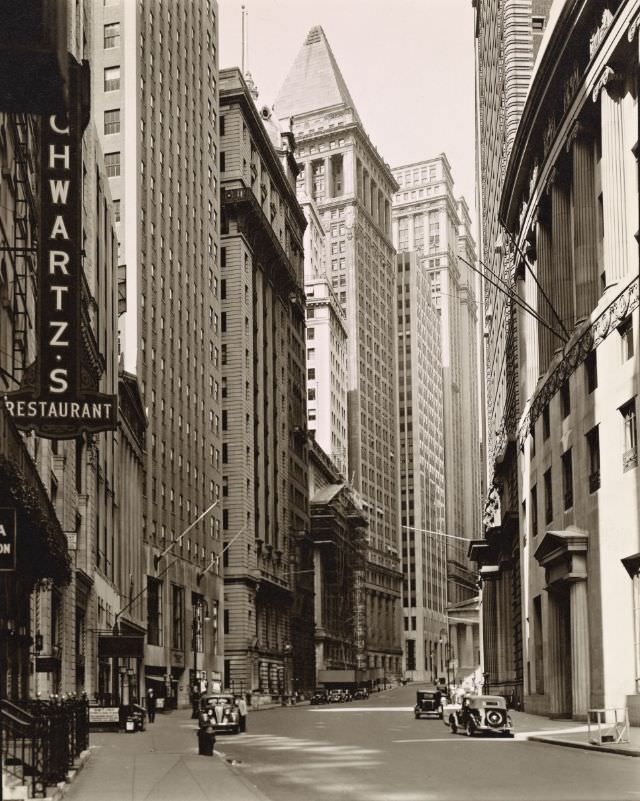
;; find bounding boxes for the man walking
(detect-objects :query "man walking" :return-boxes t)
[236,695,248,732]
[146,687,157,723]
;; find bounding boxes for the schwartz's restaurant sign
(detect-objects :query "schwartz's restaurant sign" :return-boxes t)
[4,57,116,439]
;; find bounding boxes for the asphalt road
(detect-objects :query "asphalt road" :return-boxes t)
[218,684,640,801]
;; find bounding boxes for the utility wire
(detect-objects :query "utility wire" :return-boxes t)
[498,220,570,340]
[457,252,567,343]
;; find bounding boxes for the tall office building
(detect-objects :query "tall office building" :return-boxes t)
[275,27,403,679]
[392,157,481,609]
[93,1,224,707]
[471,0,553,704]
[394,251,447,683]
[219,69,309,697]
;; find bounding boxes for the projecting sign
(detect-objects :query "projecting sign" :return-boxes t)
[0,508,16,571]
[3,55,116,439]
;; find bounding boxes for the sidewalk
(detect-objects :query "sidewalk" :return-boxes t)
[510,709,640,757]
[57,707,271,801]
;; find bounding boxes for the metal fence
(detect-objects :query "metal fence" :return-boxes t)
[1,696,90,798]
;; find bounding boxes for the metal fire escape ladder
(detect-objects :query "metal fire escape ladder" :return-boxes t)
[11,114,37,382]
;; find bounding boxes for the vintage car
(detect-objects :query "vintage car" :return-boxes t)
[447,694,513,737]
[310,690,329,705]
[352,688,369,700]
[327,689,345,703]
[198,694,241,735]
[414,689,443,719]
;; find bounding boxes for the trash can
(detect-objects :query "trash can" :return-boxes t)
[197,727,216,756]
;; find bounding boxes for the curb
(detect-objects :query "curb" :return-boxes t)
[47,748,92,801]
[213,751,273,801]
[527,735,640,757]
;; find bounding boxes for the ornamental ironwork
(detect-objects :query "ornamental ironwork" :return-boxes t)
[517,276,639,448]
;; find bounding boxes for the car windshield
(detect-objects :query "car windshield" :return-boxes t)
[202,695,234,707]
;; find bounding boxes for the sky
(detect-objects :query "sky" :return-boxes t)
[219,0,477,221]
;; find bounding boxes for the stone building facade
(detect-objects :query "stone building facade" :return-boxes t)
[500,0,639,721]
[219,68,309,698]
[93,0,224,708]
[472,0,553,704]
[275,27,403,679]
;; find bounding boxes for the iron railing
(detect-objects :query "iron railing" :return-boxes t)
[1,696,90,797]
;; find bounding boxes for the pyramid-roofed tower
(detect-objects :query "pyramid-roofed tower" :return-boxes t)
[275,26,403,686]
[274,26,361,124]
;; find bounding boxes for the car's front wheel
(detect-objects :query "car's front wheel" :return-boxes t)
[465,721,475,737]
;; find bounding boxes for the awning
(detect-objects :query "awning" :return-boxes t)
[0,405,70,584]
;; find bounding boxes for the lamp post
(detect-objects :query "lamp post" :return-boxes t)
[191,596,210,718]
[282,642,293,705]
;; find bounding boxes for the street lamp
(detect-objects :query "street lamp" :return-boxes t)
[282,642,293,705]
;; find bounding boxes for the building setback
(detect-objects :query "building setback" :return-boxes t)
[499,1,639,722]
[275,27,403,679]
[219,69,309,697]
[93,0,224,708]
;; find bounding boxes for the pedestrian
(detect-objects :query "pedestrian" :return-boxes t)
[146,687,157,723]
[236,694,248,732]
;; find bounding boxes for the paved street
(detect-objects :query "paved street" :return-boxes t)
[65,685,640,801]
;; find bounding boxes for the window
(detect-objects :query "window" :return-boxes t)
[105,152,120,177]
[586,426,600,492]
[171,584,184,650]
[112,199,120,223]
[220,116,225,136]
[104,22,120,48]
[560,383,570,419]
[220,152,226,172]
[147,577,162,646]
[621,399,638,472]
[585,351,597,393]
[619,317,634,361]
[544,468,553,524]
[542,406,550,440]
[104,66,120,92]
[532,16,545,31]
[104,108,120,135]
[307,367,315,380]
[307,328,315,340]
[530,485,538,537]
[562,449,573,510]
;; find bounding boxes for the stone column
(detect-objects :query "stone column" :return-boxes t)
[465,624,475,671]
[482,579,498,679]
[550,167,575,334]
[598,69,629,283]
[343,149,355,195]
[324,157,333,200]
[547,592,564,716]
[569,123,599,320]
[305,161,313,198]
[536,202,554,373]
[570,580,590,719]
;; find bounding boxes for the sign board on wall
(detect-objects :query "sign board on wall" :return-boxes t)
[0,508,16,571]
[3,54,116,439]
[88,707,120,724]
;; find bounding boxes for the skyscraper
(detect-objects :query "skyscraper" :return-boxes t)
[276,27,403,679]
[392,157,481,608]
[472,0,553,705]
[93,1,224,707]
[219,69,309,697]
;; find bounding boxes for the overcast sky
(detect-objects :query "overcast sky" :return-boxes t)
[219,0,477,222]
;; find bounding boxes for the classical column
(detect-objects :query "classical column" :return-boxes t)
[547,592,564,716]
[324,157,333,200]
[570,580,590,718]
[465,624,475,672]
[343,149,355,195]
[536,201,554,373]
[482,579,498,679]
[569,122,599,319]
[550,166,575,334]
[305,161,313,198]
[597,68,629,283]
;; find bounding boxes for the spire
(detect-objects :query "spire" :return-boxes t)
[274,26,360,124]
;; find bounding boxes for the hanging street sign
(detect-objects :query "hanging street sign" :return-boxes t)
[0,508,16,571]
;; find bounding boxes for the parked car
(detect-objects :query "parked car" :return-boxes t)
[327,689,344,703]
[198,694,241,735]
[352,688,369,700]
[447,695,513,737]
[310,690,329,705]
[413,689,443,720]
